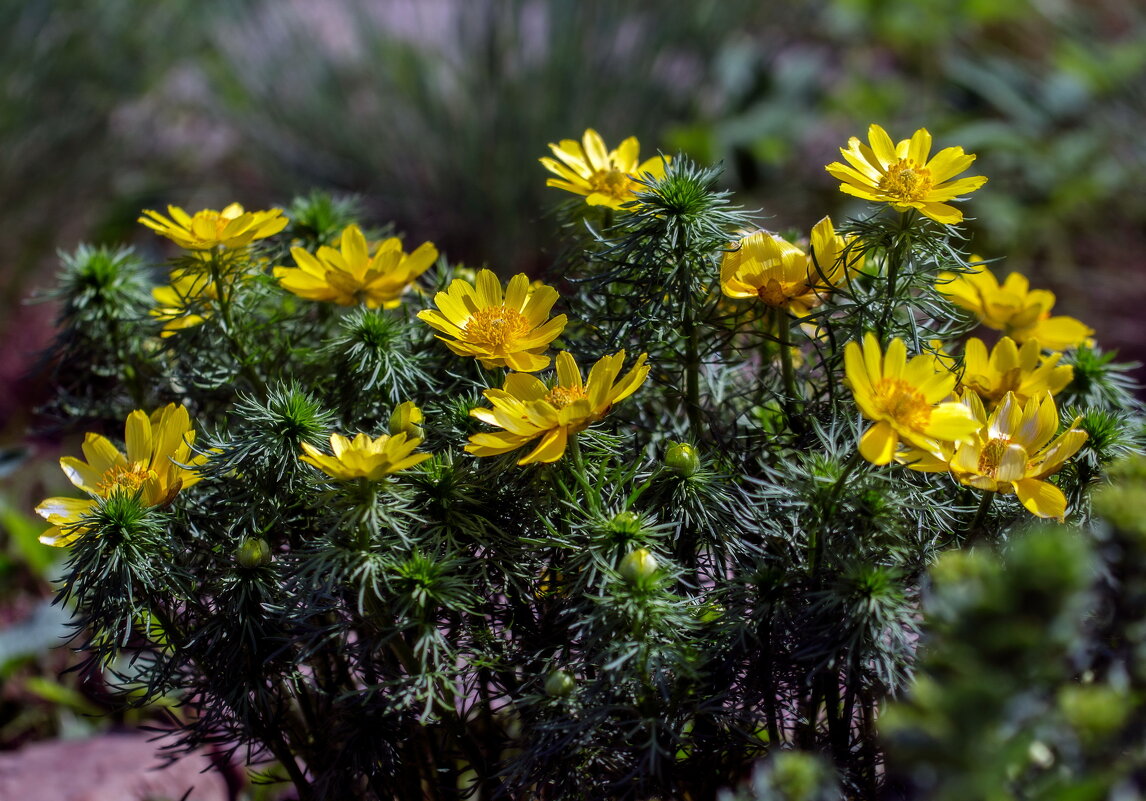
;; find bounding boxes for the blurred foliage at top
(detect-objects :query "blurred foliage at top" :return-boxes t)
[5,0,1145,287]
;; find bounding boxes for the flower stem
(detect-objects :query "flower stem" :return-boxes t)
[774,308,802,429]
[967,490,995,542]
[877,210,915,341]
[206,251,262,392]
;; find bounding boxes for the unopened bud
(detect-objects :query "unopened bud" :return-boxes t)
[544,670,576,698]
[619,548,659,584]
[609,511,643,537]
[664,442,699,477]
[389,401,425,439]
[236,537,272,568]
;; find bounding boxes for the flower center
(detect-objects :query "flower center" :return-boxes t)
[545,385,588,410]
[871,378,932,429]
[97,463,155,496]
[878,159,933,201]
[977,437,1011,478]
[589,168,635,200]
[756,279,791,307]
[464,306,532,349]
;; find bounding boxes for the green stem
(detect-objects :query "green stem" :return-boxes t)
[206,251,262,392]
[774,308,801,428]
[683,292,702,438]
[967,490,995,543]
[876,210,915,341]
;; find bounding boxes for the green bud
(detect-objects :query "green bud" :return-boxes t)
[236,537,272,568]
[664,442,699,477]
[619,548,659,584]
[544,670,576,698]
[609,511,643,536]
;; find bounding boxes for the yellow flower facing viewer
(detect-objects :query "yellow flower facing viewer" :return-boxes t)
[274,224,437,309]
[467,350,650,465]
[960,336,1073,407]
[151,270,218,337]
[300,432,430,481]
[825,124,987,224]
[139,203,288,251]
[35,404,208,547]
[948,391,1087,520]
[721,217,860,316]
[845,333,979,465]
[417,269,567,372]
[540,129,669,210]
[937,262,1093,350]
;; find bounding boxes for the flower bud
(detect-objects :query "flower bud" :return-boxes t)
[389,401,425,439]
[619,548,659,584]
[609,511,643,537]
[664,441,699,477]
[544,670,576,698]
[236,537,272,568]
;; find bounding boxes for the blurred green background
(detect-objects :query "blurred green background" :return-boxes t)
[2,0,1144,759]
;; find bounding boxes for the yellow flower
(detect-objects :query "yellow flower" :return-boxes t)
[844,333,980,465]
[300,432,430,481]
[467,350,649,465]
[35,404,208,547]
[721,217,860,316]
[417,269,567,372]
[139,203,288,251]
[937,262,1093,349]
[960,336,1073,406]
[540,129,669,210]
[947,391,1088,520]
[389,401,424,438]
[274,224,437,309]
[825,124,987,224]
[151,270,218,337]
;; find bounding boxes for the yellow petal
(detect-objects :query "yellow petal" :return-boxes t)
[859,421,898,465]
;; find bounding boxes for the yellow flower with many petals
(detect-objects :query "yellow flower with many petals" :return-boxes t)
[417,270,567,372]
[151,270,218,337]
[937,263,1093,350]
[540,129,669,210]
[947,391,1087,520]
[825,124,987,224]
[467,350,649,465]
[274,224,437,309]
[35,404,208,547]
[960,336,1073,407]
[845,333,980,465]
[300,432,430,481]
[139,203,288,251]
[721,217,860,316]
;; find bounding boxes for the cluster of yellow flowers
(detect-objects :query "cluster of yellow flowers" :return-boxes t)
[37,123,1095,547]
[845,327,1088,520]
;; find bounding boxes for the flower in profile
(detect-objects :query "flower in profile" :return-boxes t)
[151,270,218,337]
[139,203,288,251]
[274,224,437,309]
[825,124,987,224]
[35,404,207,547]
[417,269,566,371]
[300,432,430,481]
[937,262,1093,349]
[947,391,1088,520]
[540,129,669,210]
[844,333,979,465]
[467,350,649,465]
[721,217,860,316]
[960,336,1073,406]
[389,401,424,439]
